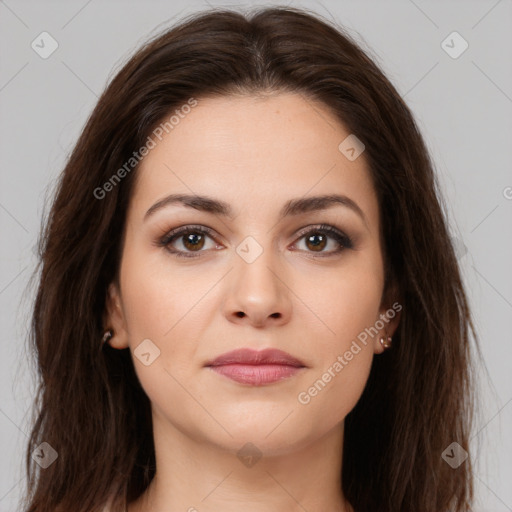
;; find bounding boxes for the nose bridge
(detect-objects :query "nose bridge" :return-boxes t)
[235,233,281,299]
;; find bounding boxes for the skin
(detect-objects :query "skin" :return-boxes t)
[106,92,401,512]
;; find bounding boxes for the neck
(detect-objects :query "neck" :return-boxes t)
[129,409,352,512]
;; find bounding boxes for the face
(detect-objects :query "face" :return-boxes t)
[106,92,400,455]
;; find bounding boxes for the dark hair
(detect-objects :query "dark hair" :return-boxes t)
[23,6,479,512]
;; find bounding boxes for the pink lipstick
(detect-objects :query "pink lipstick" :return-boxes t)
[205,348,306,386]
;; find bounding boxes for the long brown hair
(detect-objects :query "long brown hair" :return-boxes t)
[23,6,479,512]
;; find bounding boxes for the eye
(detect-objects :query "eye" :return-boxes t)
[292,224,353,256]
[158,225,220,258]
[157,223,353,259]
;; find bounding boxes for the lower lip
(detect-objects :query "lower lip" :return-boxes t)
[208,364,303,385]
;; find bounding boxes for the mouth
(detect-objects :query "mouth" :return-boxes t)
[204,348,306,386]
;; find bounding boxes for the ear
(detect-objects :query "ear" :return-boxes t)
[374,281,402,354]
[104,281,129,349]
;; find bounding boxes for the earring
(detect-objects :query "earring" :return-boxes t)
[379,336,392,350]
[102,328,114,344]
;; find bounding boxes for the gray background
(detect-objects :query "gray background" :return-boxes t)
[1,0,511,510]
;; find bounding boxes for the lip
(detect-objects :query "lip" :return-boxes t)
[205,348,306,367]
[205,348,306,386]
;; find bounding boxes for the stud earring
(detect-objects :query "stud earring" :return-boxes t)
[379,336,392,350]
[102,328,114,345]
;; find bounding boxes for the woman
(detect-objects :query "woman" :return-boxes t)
[23,6,479,512]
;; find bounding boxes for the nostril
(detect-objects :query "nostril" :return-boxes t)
[236,312,245,318]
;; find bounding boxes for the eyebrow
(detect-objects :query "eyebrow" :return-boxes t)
[144,193,368,226]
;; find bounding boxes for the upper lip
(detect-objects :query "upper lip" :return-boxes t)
[205,348,306,368]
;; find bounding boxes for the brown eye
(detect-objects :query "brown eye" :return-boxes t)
[294,224,353,256]
[182,232,206,251]
[158,225,219,258]
[305,232,327,252]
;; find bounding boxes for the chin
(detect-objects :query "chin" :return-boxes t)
[210,420,315,457]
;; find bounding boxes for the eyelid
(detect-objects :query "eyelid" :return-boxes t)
[159,224,217,244]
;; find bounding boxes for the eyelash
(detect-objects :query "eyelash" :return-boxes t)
[157,224,353,259]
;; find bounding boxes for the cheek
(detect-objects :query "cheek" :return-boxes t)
[295,279,377,424]
[297,349,373,431]
[118,241,231,388]
[117,254,205,405]
[291,255,382,417]
[294,253,384,349]
[119,241,204,339]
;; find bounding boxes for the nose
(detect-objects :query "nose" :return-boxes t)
[223,245,292,328]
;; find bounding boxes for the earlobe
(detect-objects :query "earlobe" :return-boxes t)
[103,282,129,349]
[374,299,402,354]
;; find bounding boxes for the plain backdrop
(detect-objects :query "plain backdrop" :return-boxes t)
[1,0,511,510]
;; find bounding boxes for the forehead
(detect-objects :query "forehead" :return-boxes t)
[130,93,379,229]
